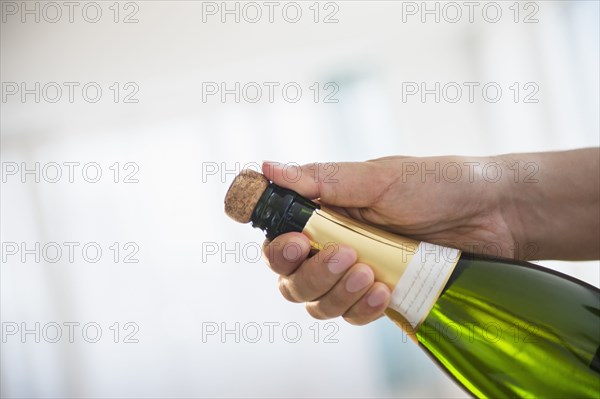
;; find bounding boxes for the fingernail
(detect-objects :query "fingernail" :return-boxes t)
[282,239,309,262]
[327,246,356,274]
[367,286,388,307]
[346,267,372,293]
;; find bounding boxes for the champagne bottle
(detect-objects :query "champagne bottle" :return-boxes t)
[224,170,600,398]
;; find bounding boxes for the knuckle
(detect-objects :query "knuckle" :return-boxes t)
[342,308,372,326]
[278,277,300,303]
[305,302,329,320]
[304,268,322,295]
[342,314,365,326]
[323,292,346,315]
[289,262,322,299]
[303,162,334,203]
[319,177,335,203]
[301,162,319,181]
[281,240,307,263]
[309,294,348,320]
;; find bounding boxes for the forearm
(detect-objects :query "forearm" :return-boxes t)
[498,148,600,260]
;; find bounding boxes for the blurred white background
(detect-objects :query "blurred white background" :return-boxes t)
[1,1,599,397]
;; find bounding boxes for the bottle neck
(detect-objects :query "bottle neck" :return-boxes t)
[250,183,319,240]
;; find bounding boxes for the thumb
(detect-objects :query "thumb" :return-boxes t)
[261,161,386,208]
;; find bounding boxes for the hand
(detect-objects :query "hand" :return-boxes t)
[260,149,600,324]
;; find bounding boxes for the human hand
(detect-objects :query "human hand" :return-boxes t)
[260,155,529,324]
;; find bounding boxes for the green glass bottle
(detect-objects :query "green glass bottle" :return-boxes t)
[416,254,600,398]
[224,170,600,398]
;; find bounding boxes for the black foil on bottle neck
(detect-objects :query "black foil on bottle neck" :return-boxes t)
[250,183,319,240]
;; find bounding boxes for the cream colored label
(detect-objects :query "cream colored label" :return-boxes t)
[389,242,460,329]
[303,207,460,335]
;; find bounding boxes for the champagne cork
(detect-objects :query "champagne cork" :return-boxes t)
[224,170,269,223]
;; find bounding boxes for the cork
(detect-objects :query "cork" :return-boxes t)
[224,170,270,224]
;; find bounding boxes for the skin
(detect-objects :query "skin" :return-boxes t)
[261,148,600,326]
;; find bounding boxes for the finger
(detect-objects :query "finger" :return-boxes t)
[262,232,311,276]
[342,282,391,326]
[278,244,357,303]
[262,161,391,208]
[305,263,374,319]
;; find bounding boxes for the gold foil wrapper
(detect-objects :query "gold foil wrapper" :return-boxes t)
[303,207,421,340]
[303,207,460,342]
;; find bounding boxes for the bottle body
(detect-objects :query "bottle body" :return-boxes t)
[415,254,600,398]
[304,208,600,397]
[248,182,600,397]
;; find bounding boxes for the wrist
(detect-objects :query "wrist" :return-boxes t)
[491,153,545,260]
